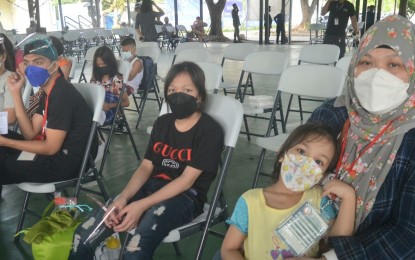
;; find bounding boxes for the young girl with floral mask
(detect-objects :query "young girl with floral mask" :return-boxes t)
[221,123,356,259]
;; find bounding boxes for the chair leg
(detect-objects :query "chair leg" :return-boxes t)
[172,242,182,256]
[252,148,267,188]
[298,95,304,122]
[243,115,251,141]
[285,94,294,124]
[124,118,141,161]
[14,192,31,243]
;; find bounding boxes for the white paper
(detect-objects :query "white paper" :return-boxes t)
[0,111,8,135]
[17,151,36,161]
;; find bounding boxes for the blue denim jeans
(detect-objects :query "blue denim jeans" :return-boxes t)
[69,178,197,260]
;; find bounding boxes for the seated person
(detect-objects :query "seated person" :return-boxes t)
[162,17,179,48]
[69,61,224,259]
[0,33,17,125]
[221,123,356,259]
[155,16,163,25]
[192,16,207,42]
[0,38,96,191]
[120,37,143,93]
[91,46,133,126]
[26,36,74,119]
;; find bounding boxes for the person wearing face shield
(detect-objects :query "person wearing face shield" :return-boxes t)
[305,15,415,259]
[0,38,97,194]
[120,37,143,93]
[69,62,224,259]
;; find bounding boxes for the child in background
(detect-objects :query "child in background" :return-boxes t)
[91,46,132,125]
[221,123,356,259]
[120,37,143,93]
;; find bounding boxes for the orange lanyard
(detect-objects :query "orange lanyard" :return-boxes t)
[36,74,60,140]
[335,118,394,178]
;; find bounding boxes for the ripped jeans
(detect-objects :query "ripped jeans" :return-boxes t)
[68,178,197,260]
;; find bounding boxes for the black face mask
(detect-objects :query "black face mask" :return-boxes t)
[96,66,111,76]
[166,92,198,119]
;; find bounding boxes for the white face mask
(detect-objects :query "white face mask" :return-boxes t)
[280,153,324,192]
[120,51,133,60]
[354,68,409,115]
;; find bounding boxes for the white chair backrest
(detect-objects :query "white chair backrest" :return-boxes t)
[82,30,97,40]
[174,42,204,55]
[68,56,77,81]
[72,83,105,124]
[222,43,257,61]
[155,25,163,34]
[160,94,243,147]
[195,61,223,92]
[136,46,161,64]
[278,65,345,98]
[136,42,159,48]
[165,25,175,33]
[176,25,188,32]
[85,46,99,62]
[298,44,340,65]
[117,59,132,84]
[308,23,326,31]
[174,48,211,64]
[242,51,288,75]
[63,30,81,42]
[336,55,352,75]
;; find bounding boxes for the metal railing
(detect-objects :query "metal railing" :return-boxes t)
[78,15,93,29]
[64,16,79,30]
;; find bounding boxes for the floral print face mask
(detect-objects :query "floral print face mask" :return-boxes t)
[280,153,323,192]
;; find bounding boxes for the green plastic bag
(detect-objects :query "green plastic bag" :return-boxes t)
[18,202,83,260]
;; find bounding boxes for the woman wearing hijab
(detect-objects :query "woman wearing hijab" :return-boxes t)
[307,15,415,259]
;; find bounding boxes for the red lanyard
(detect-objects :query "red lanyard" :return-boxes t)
[335,118,394,178]
[36,74,60,140]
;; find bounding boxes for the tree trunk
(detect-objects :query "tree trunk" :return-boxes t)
[400,0,408,17]
[297,0,318,30]
[205,0,226,37]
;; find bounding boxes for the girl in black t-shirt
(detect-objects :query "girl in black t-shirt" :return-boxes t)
[70,61,224,259]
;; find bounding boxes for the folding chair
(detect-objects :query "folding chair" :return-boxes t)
[308,23,326,44]
[97,61,140,175]
[173,48,212,64]
[136,45,162,93]
[239,51,288,141]
[155,24,169,50]
[195,61,223,93]
[335,55,352,75]
[220,43,257,96]
[67,56,77,83]
[171,42,204,65]
[78,46,99,83]
[252,65,345,188]
[120,94,243,260]
[286,44,340,123]
[123,55,161,129]
[63,30,83,61]
[14,83,110,243]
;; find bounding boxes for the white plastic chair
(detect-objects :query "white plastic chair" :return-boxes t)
[172,42,204,64]
[67,56,77,83]
[239,51,288,140]
[290,44,341,122]
[220,43,257,96]
[173,48,212,64]
[298,44,340,65]
[308,23,326,44]
[78,46,99,83]
[14,83,109,243]
[136,45,161,65]
[335,55,352,76]
[252,65,345,187]
[195,61,223,93]
[121,94,243,260]
[136,42,159,48]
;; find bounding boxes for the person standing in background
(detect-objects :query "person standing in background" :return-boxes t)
[274,10,286,44]
[321,0,358,58]
[365,5,375,31]
[135,0,164,42]
[232,3,242,43]
[264,6,272,44]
